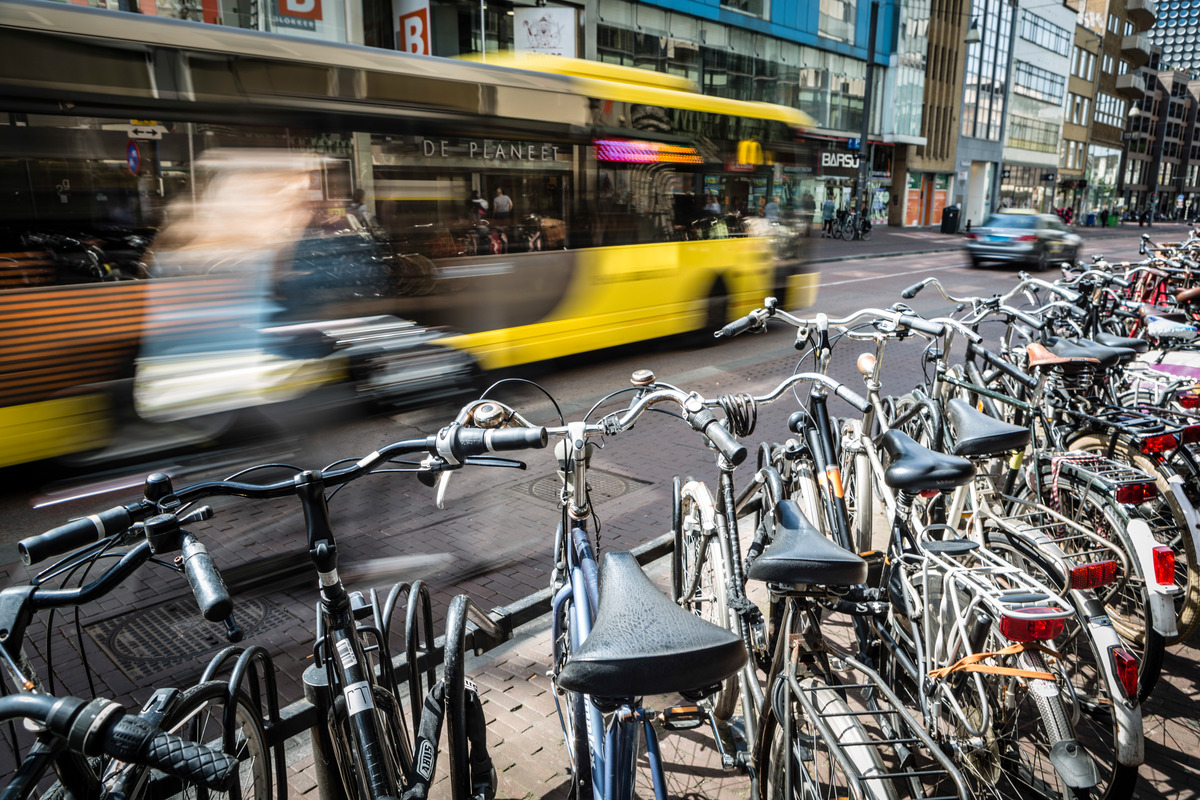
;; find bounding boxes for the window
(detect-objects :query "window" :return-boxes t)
[1020,11,1070,56]
[1014,60,1067,103]
[1124,20,1133,35]
[1119,60,1128,74]
[1094,92,1126,127]
[1102,54,1113,72]
[1068,94,1092,125]
[1008,114,1060,152]
[1108,13,1119,32]
[818,0,856,43]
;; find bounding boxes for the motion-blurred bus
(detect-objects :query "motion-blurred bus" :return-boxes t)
[0,0,818,467]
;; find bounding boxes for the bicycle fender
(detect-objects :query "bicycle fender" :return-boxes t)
[1124,517,1180,637]
[1081,613,1144,767]
[1165,475,1200,557]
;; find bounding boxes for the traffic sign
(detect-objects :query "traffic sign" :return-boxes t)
[847,137,861,151]
[127,125,165,140]
[127,140,140,175]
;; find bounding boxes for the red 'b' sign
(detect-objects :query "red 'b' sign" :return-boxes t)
[399,8,430,54]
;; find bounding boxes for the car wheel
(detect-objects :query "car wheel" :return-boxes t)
[1033,249,1050,271]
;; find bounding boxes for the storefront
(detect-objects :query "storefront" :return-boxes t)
[904,172,951,227]
[999,164,1056,212]
[798,142,893,224]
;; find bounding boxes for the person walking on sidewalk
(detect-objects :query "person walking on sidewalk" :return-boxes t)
[821,192,836,237]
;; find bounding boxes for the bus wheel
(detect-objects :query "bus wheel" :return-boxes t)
[690,281,728,346]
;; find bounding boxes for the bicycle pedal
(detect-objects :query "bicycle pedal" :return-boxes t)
[661,704,708,730]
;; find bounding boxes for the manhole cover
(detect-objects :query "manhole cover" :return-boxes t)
[520,470,651,504]
[86,597,297,683]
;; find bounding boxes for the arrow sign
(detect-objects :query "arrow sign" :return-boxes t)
[127,125,166,140]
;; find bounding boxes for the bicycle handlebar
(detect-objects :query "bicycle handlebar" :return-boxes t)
[0,694,237,793]
[19,505,141,566]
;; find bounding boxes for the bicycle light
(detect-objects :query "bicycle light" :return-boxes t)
[1114,481,1157,504]
[1177,391,1200,410]
[1068,560,1118,590]
[1111,647,1139,699]
[1138,433,1179,454]
[999,607,1066,642]
[1183,424,1200,443]
[1152,546,1176,586]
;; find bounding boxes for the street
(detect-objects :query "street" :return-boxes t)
[1,225,1197,798]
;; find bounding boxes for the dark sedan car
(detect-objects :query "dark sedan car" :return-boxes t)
[963,210,1082,271]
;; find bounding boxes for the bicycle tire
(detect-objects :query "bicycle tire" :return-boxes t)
[757,676,899,800]
[161,681,272,800]
[555,598,593,799]
[1028,463,1167,701]
[860,222,872,242]
[837,418,876,554]
[329,683,409,800]
[672,479,738,720]
[1069,434,1200,644]
[984,528,1141,800]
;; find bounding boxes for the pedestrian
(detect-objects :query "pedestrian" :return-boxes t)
[704,192,721,214]
[347,188,373,229]
[493,187,513,222]
[821,192,836,237]
[469,190,488,219]
[764,196,780,222]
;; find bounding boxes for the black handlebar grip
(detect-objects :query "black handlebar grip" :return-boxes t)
[967,342,1038,391]
[180,533,233,622]
[1108,274,1131,289]
[105,715,238,793]
[448,426,548,460]
[705,421,748,466]
[899,314,945,336]
[716,314,757,338]
[900,280,927,299]
[834,384,872,413]
[19,506,135,565]
[1011,308,1046,331]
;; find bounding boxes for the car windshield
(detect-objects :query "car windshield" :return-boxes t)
[981,214,1036,229]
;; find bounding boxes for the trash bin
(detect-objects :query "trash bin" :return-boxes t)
[941,206,960,234]
[1086,213,1096,227]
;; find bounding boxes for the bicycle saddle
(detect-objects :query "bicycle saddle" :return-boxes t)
[1091,332,1150,354]
[557,552,746,699]
[879,430,974,493]
[746,499,867,587]
[945,398,1030,457]
[1044,336,1130,367]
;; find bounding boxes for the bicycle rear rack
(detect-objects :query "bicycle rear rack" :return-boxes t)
[789,656,969,800]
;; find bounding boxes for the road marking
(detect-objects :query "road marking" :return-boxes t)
[818,263,964,289]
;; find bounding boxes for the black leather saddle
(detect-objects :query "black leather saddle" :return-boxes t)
[746,499,867,587]
[880,430,974,493]
[1092,331,1150,354]
[1044,336,1133,367]
[945,398,1030,457]
[557,552,746,699]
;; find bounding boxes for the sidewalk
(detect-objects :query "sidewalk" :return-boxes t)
[805,219,1194,264]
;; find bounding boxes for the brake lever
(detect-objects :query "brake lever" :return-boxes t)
[436,471,453,510]
[461,456,528,470]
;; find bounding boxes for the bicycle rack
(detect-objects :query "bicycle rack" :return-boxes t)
[200,644,287,800]
[789,655,970,800]
[396,579,437,730]
[443,594,505,800]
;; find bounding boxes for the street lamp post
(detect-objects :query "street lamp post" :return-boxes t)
[991,0,1020,216]
[856,0,880,219]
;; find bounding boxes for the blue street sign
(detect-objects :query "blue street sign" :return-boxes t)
[847,137,861,151]
[127,140,140,175]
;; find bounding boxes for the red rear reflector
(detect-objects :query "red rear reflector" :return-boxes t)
[1139,433,1179,454]
[999,607,1066,642]
[1016,235,1038,242]
[1112,648,1139,699]
[919,489,940,498]
[1068,560,1118,590]
[1178,392,1200,409]
[1184,424,1200,444]
[1152,546,1176,586]
[1114,482,1157,504]
[965,233,978,240]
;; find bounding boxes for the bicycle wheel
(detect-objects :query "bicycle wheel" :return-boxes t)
[758,676,898,800]
[860,221,872,242]
[837,418,876,553]
[553,591,593,799]
[329,683,408,800]
[1070,434,1200,644]
[162,681,272,800]
[671,478,738,721]
[1030,463,1166,701]
[984,529,1141,800]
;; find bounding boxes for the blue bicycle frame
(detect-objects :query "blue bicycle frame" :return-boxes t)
[551,518,672,800]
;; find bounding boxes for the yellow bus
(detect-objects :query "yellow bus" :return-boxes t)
[0,0,818,466]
